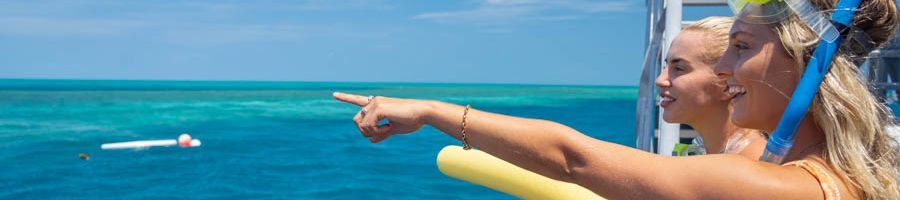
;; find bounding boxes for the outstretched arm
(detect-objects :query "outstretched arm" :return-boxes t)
[333,92,824,199]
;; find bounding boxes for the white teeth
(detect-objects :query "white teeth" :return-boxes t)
[727,86,747,95]
[658,96,675,104]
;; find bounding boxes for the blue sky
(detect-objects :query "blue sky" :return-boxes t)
[0,0,729,86]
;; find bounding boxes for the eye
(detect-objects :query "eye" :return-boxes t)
[674,65,686,72]
[734,42,749,53]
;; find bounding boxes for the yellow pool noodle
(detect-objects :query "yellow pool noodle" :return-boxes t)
[436,145,605,200]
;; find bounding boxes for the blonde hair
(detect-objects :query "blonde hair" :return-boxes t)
[772,0,899,199]
[684,16,735,64]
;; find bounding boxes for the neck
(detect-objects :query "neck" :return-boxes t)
[690,106,740,154]
[782,117,826,162]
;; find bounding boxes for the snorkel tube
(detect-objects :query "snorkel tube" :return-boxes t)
[759,0,862,163]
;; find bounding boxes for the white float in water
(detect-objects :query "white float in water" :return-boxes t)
[101,133,201,150]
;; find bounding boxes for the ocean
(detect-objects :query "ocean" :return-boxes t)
[0,79,638,199]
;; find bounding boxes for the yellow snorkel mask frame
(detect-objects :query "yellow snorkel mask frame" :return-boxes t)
[728,0,841,42]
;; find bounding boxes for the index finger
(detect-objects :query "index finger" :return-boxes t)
[332,92,369,107]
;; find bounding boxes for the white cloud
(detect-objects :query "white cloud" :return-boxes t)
[413,0,638,25]
[278,0,395,11]
[485,0,544,6]
[0,17,147,36]
[414,6,535,23]
[567,1,635,12]
[532,15,583,21]
[158,24,308,45]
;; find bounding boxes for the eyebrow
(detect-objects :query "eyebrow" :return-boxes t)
[665,57,685,64]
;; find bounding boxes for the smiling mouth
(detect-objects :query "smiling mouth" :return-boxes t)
[726,85,747,100]
[658,93,677,107]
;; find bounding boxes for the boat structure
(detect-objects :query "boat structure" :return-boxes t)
[864,28,900,140]
[438,0,900,198]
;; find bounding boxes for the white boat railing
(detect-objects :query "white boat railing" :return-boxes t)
[636,0,726,155]
[635,0,666,153]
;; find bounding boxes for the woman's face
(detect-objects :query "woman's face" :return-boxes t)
[714,21,799,132]
[655,30,730,124]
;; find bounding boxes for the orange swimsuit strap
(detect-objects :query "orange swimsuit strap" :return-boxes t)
[783,160,842,200]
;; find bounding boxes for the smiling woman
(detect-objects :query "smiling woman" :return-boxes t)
[715,0,900,198]
[656,16,766,156]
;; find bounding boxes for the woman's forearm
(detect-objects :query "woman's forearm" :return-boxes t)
[422,100,591,182]
[333,93,824,199]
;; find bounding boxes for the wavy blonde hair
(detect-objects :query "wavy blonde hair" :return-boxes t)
[684,16,735,65]
[771,0,899,199]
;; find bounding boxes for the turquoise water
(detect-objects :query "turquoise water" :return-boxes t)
[0,79,638,199]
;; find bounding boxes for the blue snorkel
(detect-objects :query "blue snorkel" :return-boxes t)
[759,0,863,163]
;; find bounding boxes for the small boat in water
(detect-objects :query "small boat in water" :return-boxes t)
[101,133,201,150]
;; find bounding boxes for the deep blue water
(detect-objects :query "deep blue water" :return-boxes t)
[0,79,637,199]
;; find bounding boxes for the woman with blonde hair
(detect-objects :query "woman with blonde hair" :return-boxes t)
[656,16,767,156]
[333,0,899,198]
[715,0,900,198]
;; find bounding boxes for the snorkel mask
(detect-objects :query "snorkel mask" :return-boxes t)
[729,0,842,42]
[726,0,864,163]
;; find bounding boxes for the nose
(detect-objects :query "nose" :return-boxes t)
[714,51,735,79]
[655,66,671,88]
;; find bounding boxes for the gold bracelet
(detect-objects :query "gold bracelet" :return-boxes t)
[461,105,472,150]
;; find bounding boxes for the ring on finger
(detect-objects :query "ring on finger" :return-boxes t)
[366,95,375,105]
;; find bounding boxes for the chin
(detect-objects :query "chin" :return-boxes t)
[662,112,684,124]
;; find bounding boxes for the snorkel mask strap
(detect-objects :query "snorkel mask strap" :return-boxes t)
[840,23,878,65]
[759,0,863,164]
